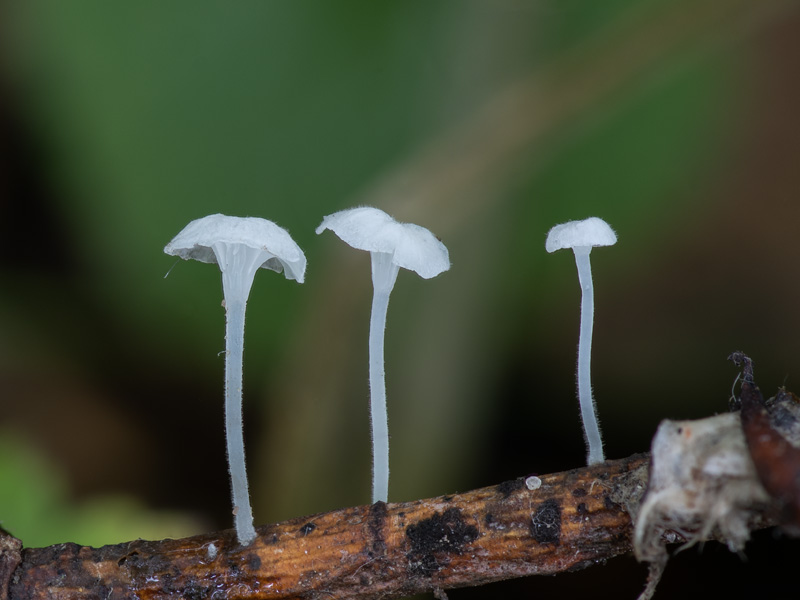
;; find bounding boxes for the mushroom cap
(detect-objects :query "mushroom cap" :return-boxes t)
[316,206,450,279]
[545,217,617,253]
[164,214,307,282]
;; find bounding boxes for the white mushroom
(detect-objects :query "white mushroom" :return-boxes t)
[165,213,306,545]
[545,217,616,465]
[316,206,450,503]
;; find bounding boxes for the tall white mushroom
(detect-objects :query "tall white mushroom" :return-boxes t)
[316,206,450,503]
[165,214,306,545]
[545,217,617,465]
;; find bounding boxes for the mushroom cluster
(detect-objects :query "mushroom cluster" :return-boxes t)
[164,208,449,543]
[162,208,619,547]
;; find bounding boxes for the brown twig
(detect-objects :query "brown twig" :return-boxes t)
[4,455,648,600]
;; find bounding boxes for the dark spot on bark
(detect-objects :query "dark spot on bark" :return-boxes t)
[530,499,561,544]
[576,503,588,515]
[572,487,587,497]
[484,512,506,531]
[442,496,453,502]
[228,561,241,575]
[182,579,212,600]
[117,551,139,567]
[270,533,279,544]
[97,585,112,598]
[604,495,620,510]
[161,571,179,594]
[406,508,479,577]
[496,478,524,498]
[247,554,261,571]
[299,522,316,536]
[368,501,388,557]
[298,569,321,587]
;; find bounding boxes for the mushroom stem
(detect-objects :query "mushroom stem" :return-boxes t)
[215,242,262,546]
[368,251,400,503]
[223,296,257,545]
[573,246,604,465]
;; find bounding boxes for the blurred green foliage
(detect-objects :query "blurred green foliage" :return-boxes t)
[0,430,199,546]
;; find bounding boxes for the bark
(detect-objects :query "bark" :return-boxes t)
[2,454,649,600]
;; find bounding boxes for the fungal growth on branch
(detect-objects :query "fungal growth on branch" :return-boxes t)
[316,206,450,503]
[546,216,616,465]
[165,214,306,545]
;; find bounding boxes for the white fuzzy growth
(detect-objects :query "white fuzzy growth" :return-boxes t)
[207,543,218,561]
[634,413,772,564]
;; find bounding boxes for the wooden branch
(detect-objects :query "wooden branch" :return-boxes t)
[3,454,649,600]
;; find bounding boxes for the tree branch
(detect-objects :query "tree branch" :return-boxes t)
[3,454,648,600]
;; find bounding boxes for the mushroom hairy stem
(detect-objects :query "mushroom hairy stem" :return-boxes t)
[573,245,603,466]
[545,216,616,466]
[368,252,400,503]
[165,214,306,546]
[213,242,268,546]
[222,294,254,543]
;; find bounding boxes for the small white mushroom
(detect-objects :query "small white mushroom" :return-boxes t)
[525,476,542,490]
[165,214,306,545]
[545,217,616,465]
[316,206,450,503]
